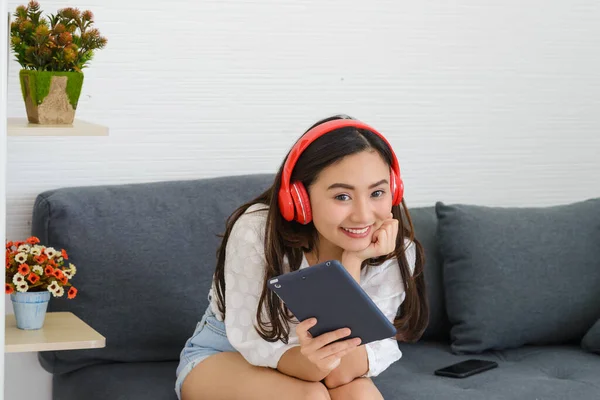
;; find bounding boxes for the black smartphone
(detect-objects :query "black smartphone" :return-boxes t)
[434,359,498,378]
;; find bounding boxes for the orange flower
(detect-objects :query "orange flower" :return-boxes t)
[27,273,40,284]
[18,263,31,276]
[48,259,57,268]
[5,284,14,295]
[60,276,68,285]
[34,254,48,264]
[26,237,40,245]
[6,241,13,248]
[13,241,24,248]
[68,287,78,299]
[61,249,69,260]
[44,266,54,275]
[54,269,65,280]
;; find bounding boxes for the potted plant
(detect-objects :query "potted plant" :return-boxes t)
[9,1,107,125]
[5,236,79,330]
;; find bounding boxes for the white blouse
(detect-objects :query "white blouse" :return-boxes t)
[208,203,415,378]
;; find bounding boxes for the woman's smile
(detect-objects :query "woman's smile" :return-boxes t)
[340,225,372,238]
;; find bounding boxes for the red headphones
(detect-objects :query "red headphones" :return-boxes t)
[278,119,404,224]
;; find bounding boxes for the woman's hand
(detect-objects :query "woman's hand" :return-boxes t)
[342,213,399,264]
[296,317,362,375]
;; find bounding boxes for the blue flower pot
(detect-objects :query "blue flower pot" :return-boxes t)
[10,291,51,330]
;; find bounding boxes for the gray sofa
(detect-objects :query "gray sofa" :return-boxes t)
[32,174,600,400]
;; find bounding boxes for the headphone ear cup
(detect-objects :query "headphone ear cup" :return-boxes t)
[278,189,295,221]
[390,170,404,205]
[290,182,312,224]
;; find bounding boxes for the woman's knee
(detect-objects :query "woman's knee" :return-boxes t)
[304,381,331,400]
[328,378,383,400]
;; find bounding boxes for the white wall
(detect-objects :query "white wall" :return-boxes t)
[2,0,8,398]
[4,0,600,399]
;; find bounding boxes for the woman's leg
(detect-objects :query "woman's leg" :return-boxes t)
[328,377,384,400]
[181,352,330,400]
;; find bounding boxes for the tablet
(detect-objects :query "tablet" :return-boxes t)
[267,260,397,345]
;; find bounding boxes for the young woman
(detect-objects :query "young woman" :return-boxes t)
[176,115,429,400]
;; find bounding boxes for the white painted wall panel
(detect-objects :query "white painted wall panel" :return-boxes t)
[2,0,9,397]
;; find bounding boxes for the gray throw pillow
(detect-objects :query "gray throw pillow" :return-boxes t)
[436,198,600,354]
[582,319,600,354]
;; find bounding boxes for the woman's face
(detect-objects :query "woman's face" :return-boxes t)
[307,150,393,258]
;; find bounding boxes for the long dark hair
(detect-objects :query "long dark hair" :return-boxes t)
[213,115,429,343]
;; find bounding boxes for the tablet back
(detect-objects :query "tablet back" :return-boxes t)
[267,260,397,345]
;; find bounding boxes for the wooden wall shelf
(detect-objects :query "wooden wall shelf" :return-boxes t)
[8,118,109,137]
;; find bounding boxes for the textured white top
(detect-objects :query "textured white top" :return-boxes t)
[209,203,415,377]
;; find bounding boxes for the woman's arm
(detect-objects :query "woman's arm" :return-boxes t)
[323,345,369,388]
[277,346,330,382]
[321,256,368,387]
[325,239,417,385]
[278,318,363,382]
[222,206,301,370]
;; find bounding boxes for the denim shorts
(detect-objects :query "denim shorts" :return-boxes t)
[175,302,237,400]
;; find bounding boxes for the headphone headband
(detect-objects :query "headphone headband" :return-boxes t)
[280,119,400,194]
[278,119,403,222]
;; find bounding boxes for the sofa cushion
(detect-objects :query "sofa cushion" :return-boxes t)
[582,319,600,354]
[33,174,275,374]
[436,198,600,354]
[409,207,450,341]
[51,361,178,400]
[383,342,600,400]
[50,344,600,400]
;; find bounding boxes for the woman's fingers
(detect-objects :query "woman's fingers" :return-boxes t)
[320,344,359,368]
[303,327,352,354]
[296,324,362,373]
[296,317,317,343]
[375,217,398,255]
[317,336,362,359]
[373,228,388,253]
[391,218,399,245]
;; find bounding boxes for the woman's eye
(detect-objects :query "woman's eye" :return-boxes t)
[335,194,351,201]
[372,190,385,198]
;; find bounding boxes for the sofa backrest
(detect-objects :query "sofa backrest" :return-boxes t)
[34,174,274,374]
[33,174,448,374]
[409,207,450,341]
